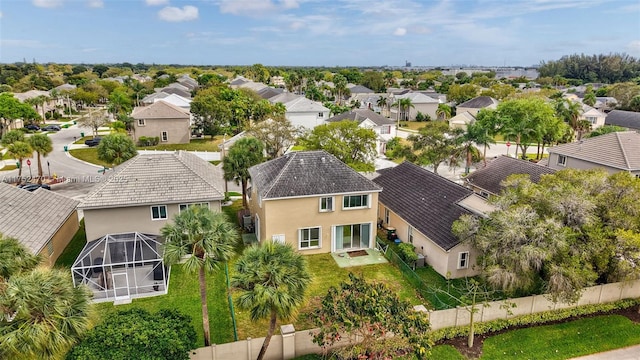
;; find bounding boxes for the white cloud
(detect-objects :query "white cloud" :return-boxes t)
[219,0,299,16]
[290,21,305,30]
[158,5,199,22]
[32,0,63,8]
[393,27,407,36]
[281,0,299,9]
[1,39,47,48]
[87,0,103,8]
[146,0,169,6]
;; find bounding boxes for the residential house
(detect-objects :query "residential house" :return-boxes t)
[247,151,382,254]
[347,84,374,95]
[390,92,439,120]
[131,100,191,144]
[350,94,390,115]
[547,131,640,176]
[605,110,640,131]
[0,183,79,267]
[456,96,499,117]
[594,97,618,112]
[153,93,192,111]
[79,151,226,241]
[268,93,330,129]
[580,104,606,129]
[465,156,556,197]
[141,91,170,105]
[326,109,396,155]
[373,162,494,278]
[229,76,250,88]
[177,75,198,91]
[156,84,191,99]
[448,111,476,130]
[257,87,284,100]
[13,90,57,119]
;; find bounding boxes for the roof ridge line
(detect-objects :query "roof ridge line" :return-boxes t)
[263,153,297,198]
[616,132,632,169]
[81,154,140,203]
[174,151,225,197]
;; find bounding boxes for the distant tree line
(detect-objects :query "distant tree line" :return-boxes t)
[538,53,640,84]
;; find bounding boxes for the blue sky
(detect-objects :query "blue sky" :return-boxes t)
[1,0,639,67]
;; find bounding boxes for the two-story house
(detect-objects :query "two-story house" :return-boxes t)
[247,151,382,254]
[268,93,330,130]
[325,109,397,155]
[131,100,191,144]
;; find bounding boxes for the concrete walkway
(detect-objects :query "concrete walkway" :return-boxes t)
[570,344,640,360]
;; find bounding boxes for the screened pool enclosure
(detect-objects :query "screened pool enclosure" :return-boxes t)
[72,232,168,302]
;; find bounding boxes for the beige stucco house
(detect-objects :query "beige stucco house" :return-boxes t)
[547,131,640,177]
[456,96,499,117]
[247,151,382,254]
[79,151,226,241]
[389,92,439,120]
[373,162,494,279]
[0,183,79,267]
[448,111,476,130]
[131,100,191,144]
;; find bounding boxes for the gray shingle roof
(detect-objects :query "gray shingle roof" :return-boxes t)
[326,109,395,126]
[132,100,190,119]
[457,96,499,108]
[0,183,78,255]
[373,162,473,251]
[465,156,556,195]
[548,131,640,171]
[257,87,284,99]
[80,151,225,209]
[605,110,640,130]
[348,85,374,94]
[249,151,382,199]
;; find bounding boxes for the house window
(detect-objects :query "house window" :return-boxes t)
[138,119,145,126]
[151,205,168,220]
[318,112,324,118]
[380,126,391,134]
[458,252,469,269]
[179,202,209,212]
[46,241,54,256]
[408,226,414,244]
[319,196,334,212]
[343,194,369,209]
[384,208,390,226]
[161,131,168,142]
[272,234,285,244]
[557,155,567,167]
[299,227,321,249]
[586,116,597,124]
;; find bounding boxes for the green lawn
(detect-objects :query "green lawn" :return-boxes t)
[94,265,234,348]
[138,137,224,151]
[0,164,18,171]
[398,121,424,131]
[68,148,112,168]
[480,315,640,360]
[55,219,87,268]
[428,345,466,360]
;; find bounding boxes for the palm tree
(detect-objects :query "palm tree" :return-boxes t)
[467,122,495,168]
[28,134,52,184]
[0,234,39,280]
[436,103,453,120]
[161,207,237,346]
[96,133,138,166]
[398,98,415,121]
[376,96,388,116]
[7,141,32,180]
[0,267,95,360]
[232,242,311,360]
[222,137,264,208]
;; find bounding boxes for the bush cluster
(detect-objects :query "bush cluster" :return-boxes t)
[137,136,159,146]
[397,242,418,263]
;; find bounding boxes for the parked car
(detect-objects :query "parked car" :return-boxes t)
[42,124,61,131]
[18,183,51,192]
[84,137,102,147]
[24,124,40,131]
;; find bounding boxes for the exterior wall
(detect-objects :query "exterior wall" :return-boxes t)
[248,189,379,254]
[286,110,329,130]
[133,117,190,144]
[83,201,220,240]
[456,106,483,117]
[580,110,606,129]
[378,204,480,279]
[38,210,80,267]
[547,152,621,174]
[412,103,438,120]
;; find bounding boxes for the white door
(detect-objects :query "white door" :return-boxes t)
[112,271,130,300]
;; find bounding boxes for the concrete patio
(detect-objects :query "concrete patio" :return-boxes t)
[331,248,388,268]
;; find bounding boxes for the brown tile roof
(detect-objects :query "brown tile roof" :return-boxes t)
[80,151,224,209]
[0,183,78,255]
[465,156,556,195]
[548,131,640,171]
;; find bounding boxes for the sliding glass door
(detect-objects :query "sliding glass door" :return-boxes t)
[335,223,371,251]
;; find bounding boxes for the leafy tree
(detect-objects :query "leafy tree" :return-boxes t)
[92,64,109,78]
[161,207,237,346]
[311,273,430,358]
[538,53,640,83]
[66,308,196,360]
[96,133,137,166]
[78,109,108,136]
[447,83,479,104]
[436,103,452,120]
[0,93,40,137]
[247,116,301,160]
[301,120,377,171]
[25,95,49,123]
[607,82,640,110]
[585,125,627,138]
[407,121,458,174]
[232,242,310,360]
[555,99,584,139]
[28,133,52,184]
[583,86,597,107]
[453,169,640,303]
[107,87,133,119]
[361,71,385,93]
[480,83,516,100]
[222,137,264,208]
[0,262,94,360]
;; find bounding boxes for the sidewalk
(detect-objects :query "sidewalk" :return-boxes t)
[570,344,640,360]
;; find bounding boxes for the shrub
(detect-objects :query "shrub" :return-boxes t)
[137,136,159,146]
[397,242,418,263]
